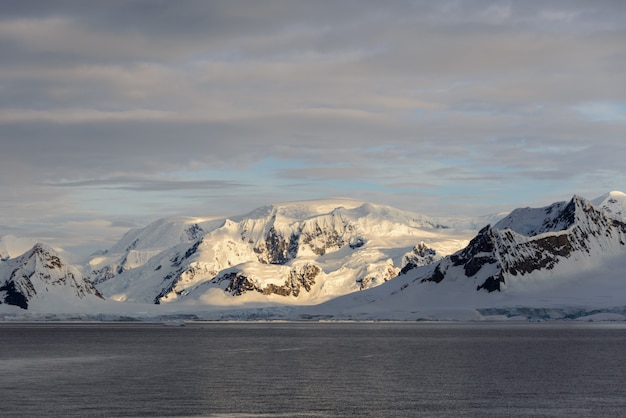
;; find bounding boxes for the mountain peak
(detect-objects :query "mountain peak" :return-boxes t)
[592,190,626,218]
[91,198,477,304]
[28,242,58,256]
[0,243,103,309]
[414,195,626,293]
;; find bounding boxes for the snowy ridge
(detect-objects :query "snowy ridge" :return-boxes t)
[299,194,626,320]
[592,191,626,219]
[0,243,104,310]
[3,192,626,320]
[87,216,224,284]
[92,199,475,305]
[412,195,626,292]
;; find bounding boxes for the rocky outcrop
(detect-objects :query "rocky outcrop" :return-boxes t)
[253,227,299,264]
[91,200,469,304]
[0,244,103,309]
[356,262,398,290]
[216,263,322,297]
[416,196,626,292]
[248,210,359,263]
[399,242,440,275]
[298,213,358,256]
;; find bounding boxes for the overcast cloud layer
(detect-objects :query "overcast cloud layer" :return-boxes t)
[1,1,625,254]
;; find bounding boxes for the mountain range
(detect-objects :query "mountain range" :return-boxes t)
[0,243,103,310]
[301,191,626,321]
[1,191,626,321]
[86,199,483,305]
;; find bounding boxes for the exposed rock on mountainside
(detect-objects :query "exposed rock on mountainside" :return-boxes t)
[90,200,474,304]
[399,242,441,275]
[416,196,626,292]
[216,263,322,297]
[296,194,626,321]
[3,192,626,317]
[0,244,103,309]
[592,191,626,219]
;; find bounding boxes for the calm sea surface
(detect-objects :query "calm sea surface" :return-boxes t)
[1,322,626,417]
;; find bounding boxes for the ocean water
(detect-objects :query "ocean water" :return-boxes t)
[1,322,626,417]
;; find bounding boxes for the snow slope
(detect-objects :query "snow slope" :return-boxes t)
[0,244,104,310]
[298,194,626,320]
[3,192,626,320]
[91,199,479,305]
[592,191,626,219]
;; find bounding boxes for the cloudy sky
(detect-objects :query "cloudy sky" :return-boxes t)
[1,0,625,254]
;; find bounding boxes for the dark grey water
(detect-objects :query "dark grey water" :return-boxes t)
[1,322,626,417]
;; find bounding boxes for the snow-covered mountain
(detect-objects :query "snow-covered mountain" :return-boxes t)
[0,243,104,310]
[592,191,626,219]
[3,192,626,319]
[420,195,626,292]
[300,194,626,320]
[88,199,478,305]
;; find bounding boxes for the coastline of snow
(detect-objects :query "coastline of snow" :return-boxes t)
[3,299,626,323]
[3,192,626,323]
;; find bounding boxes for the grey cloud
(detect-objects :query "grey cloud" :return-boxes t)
[2,103,624,188]
[1,0,626,252]
[109,219,142,229]
[276,167,368,182]
[46,176,249,191]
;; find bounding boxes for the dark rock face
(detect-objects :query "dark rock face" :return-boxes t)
[185,223,204,240]
[421,226,501,290]
[223,272,257,296]
[171,239,203,267]
[0,279,31,309]
[301,224,344,256]
[153,239,207,303]
[286,264,321,297]
[503,233,571,276]
[476,272,505,292]
[90,265,118,286]
[217,263,321,297]
[349,236,365,249]
[449,226,497,275]
[400,243,439,275]
[414,196,626,293]
[254,227,299,264]
[252,216,358,264]
[421,264,446,284]
[0,244,104,309]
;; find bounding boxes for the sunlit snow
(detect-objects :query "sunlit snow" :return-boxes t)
[2,192,626,322]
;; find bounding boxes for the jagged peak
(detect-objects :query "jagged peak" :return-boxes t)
[0,242,104,309]
[493,195,607,237]
[411,194,626,294]
[22,243,61,259]
[11,243,68,273]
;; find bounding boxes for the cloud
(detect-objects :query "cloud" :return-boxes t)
[1,1,626,253]
[573,101,626,122]
[45,176,249,192]
[276,167,369,182]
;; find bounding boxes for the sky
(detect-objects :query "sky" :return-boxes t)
[1,0,625,255]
